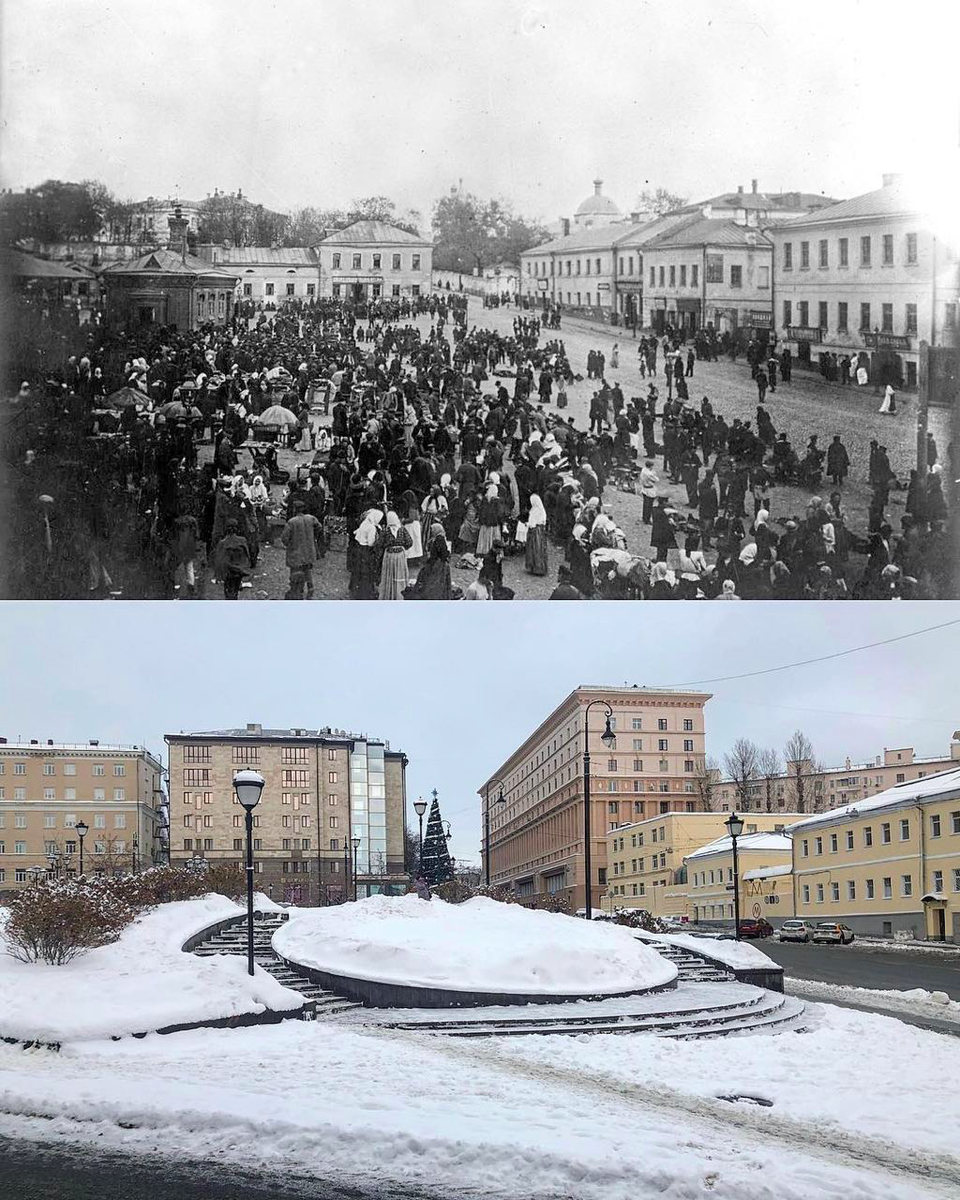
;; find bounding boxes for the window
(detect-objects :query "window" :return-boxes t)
[658,719,667,731]
[847,881,856,900]
[837,301,848,332]
[691,264,699,286]
[932,870,943,893]
[882,234,893,265]
[798,300,809,327]
[44,815,56,828]
[783,243,793,270]
[669,265,676,287]
[113,788,125,801]
[183,769,210,787]
[659,266,665,286]
[900,818,910,841]
[846,830,854,850]
[953,869,960,893]
[819,301,828,330]
[650,267,655,286]
[15,814,26,828]
[729,265,742,288]
[839,237,848,267]
[882,303,893,333]
[372,254,381,269]
[15,841,26,855]
[679,265,687,287]
[860,236,871,266]
[816,883,824,903]
[43,787,55,800]
[815,837,823,855]
[953,811,960,834]
[801,839,809,857]
[783,300,792,328]
[882,877,892,899]
[905,303,917,334]
[863,826,873,847]
[607,759,617,772]
[265,282,275,296]
[906,232,917,264]
[930,814,941,838]
[799,241,810,269]
[286,282,295,296]
[829,833,838,853]
[331,253,341,269]
[901,874,912,897]
[14,763,25,775]
[306,283,315,296]
[352,254,362,270]
[658,739,668,752]
[818,239,828,268]
[831,882,840,901]
[411,284,420,297]
[866,878,875,899]
[802,885,810,903]
[860,303,871,331]
[43,763,55,776]
[757,265,769,288]
[412,254,421,271]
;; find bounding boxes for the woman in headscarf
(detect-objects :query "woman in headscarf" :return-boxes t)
[590,506,618,550]
[648,560,676,599]
[463,573,492,600]
[420,485,449,551]
[524,494,549,577]
[400,489,423,563]
[715,578,741,599]
[566,517,594,597]
[377,511,413,600]
[411,522,452,599]
[476,483,502,557]
[351,509,383,599]
[248,474,271,543]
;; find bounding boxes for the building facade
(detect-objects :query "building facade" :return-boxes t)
[685,832,795,926]
[714,739,960,815]
[479,686,711,912]
[165,724,408,905]
[771,176,960,388]
[787,767,960,942]
[605,810,797,918]
[197,246,319,306]
[0,738,165,893]
[316,220,432,301]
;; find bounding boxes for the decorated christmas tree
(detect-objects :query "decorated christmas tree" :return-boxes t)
[419,789,453,886]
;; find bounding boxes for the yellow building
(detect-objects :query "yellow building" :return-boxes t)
[787,766,960,942]
[686,832,794,927]
[605,812,799,920]
[0,739,165,892]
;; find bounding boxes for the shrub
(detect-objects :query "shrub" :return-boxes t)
[99,866,208,910]
[3,877,135,965]
[204,862,246,903]
[612,908,666,933]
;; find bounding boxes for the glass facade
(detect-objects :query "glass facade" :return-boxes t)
[350,741,386,874]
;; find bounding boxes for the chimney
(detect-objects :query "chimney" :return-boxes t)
[0,737,6,744]
[47,739,53,745]
[845,757,851,770]
[561,217,570,237]
[167,206,188,262]
[882,172,902,187]
[30,739,38,745]
[246,722,262,734]
[737,185,744,195]
[89,739,99,746]
[629,210,641,223]
[751,179,758,194]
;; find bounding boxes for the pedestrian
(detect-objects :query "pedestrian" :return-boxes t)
[377,510,413,599]
[213,519,251,600]
[280,500,322,599]
[524,494,549,576]
[611,342,620,369]
[826,435,850,487]
[879,382,897,414]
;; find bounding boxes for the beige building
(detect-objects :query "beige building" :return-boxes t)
[787,766,960,942]
[479,686,711,911]
[714,739,960,815]
[605,810,798,919]
[165,724,407,905]
[197,246,318,306]
[771,175,960,388]
[686,832,795,927]
[0,739,165,893]
[317,220,432,302]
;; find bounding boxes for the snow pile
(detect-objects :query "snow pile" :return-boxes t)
[0,895,304,1042]
[642,930,778,969]
[787,978,960,1025]
[274,894,677,995]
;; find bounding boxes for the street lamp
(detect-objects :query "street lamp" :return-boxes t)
[725,811,745,941]
[75,820,89,876]
[342,837,350,903]
[582,702,615,921]
[28,865,45,884]
[233,769,265,977]
[413,796,427,870]
[352,836,361,901]
[484,781,505,886]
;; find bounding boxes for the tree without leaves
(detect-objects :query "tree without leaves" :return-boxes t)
[635,186,688,216]
[757,747,783,813]
[784,730,816,814]
[723,738,760,812]
[692,755,721,811]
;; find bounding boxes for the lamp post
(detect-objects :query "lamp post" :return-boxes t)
[582,701,616,921]
[233,769,265,977]
[413,796,427,871]
[484,781,505,886]
[352,836,361,901]
[342,837,350,902]
[725,811,745,941]
[75,820,89,877]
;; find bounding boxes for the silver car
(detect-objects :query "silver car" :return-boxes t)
[778,919,818,943]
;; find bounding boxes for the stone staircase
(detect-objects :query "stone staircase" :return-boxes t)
[647,940,735,984]
[191,911,361,1018]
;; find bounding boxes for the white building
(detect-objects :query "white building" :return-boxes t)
[316,220,432,302]
[771,175,960,389]
[197,246,318,306]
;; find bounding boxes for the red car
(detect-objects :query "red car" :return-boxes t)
[737,918,774,939]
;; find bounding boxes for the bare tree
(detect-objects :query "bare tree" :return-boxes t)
[757,748,783,813]
[723,739,760,812]
[692,755,721,811]
[784,730,815,814]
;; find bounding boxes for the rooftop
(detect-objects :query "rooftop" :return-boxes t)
[773,178,919,229]
[574,178,621,219]
[212,247,318,266]
[167,726,401,753]
[0,740,161,758]
[1,247,99,279]
[100,247,238,279]
[644,217,774,250]
[743,864,793,881]
[319,220,429,246]
[687,832,792,860]
[785,766,960,833]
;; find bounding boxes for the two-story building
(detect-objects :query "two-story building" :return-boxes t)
[787,766,960,942]
[685,831,795,927]
[196,246,318,307]
[316,220,432,302]
[771,175,960,388]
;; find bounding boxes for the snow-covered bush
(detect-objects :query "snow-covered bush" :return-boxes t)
[612,909,667,933]
[3,877,135,965]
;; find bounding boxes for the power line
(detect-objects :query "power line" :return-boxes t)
[665,618,960,689]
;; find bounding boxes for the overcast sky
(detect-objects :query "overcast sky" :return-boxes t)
[2,603,958,864]
[2,0,958,229]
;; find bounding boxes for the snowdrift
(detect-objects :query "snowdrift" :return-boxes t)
[274,894,677,996]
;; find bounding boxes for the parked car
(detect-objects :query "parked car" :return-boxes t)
[737,918,774,939]
[812,922,855,945]
[778,920,818,943]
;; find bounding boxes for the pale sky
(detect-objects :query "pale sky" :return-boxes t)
[2,603,958,865]
[2,0,959,230]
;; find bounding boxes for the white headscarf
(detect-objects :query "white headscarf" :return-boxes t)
[355,509,383,547]
[527,495,547,528]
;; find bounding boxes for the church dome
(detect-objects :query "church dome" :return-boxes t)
[574,177,621,219]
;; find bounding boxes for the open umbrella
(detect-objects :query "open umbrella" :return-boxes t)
[104,387,143,411]
[158,400,189,419]
[257,404,299,427]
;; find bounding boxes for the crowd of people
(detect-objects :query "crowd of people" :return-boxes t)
[1,288,954,601]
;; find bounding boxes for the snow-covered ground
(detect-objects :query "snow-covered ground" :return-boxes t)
[786,977,960,1026]
[0,1001,957,1200]
[0,895,303,1042]
[641,930,777,969]
[275,894,677,994]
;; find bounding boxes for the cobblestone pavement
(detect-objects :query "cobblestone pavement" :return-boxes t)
[195,297,948,601]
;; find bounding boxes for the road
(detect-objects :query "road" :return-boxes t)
[758,937,960,998]
[0,1135,441,1200]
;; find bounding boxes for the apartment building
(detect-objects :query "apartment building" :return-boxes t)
[165,724,408,905]
[686,832,795,926]
[316,220,432,302]
[605,810,798,919]
[771,175,960,389]
[714,739,960,814]
[197,246,318,305]
[0,738,165,893]
[787,767,960,942]
[479,686,711,911]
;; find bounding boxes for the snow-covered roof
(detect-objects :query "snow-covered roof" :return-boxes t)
[743,864,793,881]
[686,832,792,860]
[785,766,960,834]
